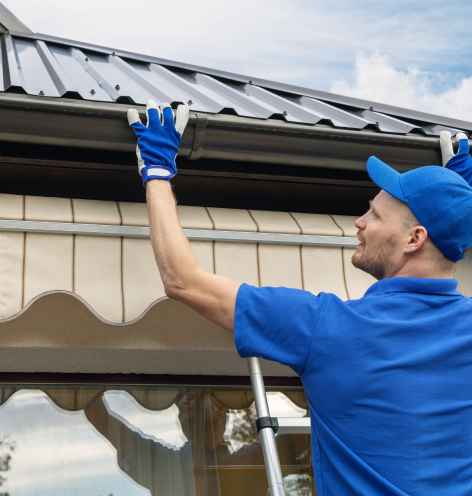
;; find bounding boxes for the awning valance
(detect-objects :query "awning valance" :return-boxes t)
[0,193,469,375]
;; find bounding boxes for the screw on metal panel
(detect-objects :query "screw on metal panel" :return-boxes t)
[90,89,96,95]
[248,80,253,84]
[115,84,120,91]
[187,99,193,105]
[369,105,374,111]
[39,90,44,96]
[85,56,89,62]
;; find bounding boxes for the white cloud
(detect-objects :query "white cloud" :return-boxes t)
[331,53,472,121]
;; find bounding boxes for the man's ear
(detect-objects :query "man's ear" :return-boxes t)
[405,224,428,253]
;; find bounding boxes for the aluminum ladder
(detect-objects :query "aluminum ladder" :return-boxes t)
[248,357,311,496]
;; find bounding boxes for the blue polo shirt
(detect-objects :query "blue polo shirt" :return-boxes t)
[234,276,472,495]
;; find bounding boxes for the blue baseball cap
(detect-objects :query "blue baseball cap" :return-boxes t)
[366,156,472,262]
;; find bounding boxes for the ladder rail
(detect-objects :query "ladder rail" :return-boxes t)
[248,358,313,495]
[248,357,286,496]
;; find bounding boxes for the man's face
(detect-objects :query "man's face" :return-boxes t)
[352,190,414,280]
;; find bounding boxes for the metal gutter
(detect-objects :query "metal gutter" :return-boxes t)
[8,31,472,132]
[0,218,359,248]
[0,93,447,171]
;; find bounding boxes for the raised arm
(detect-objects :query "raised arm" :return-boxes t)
[440,131,472,186]
[127,101,240,331]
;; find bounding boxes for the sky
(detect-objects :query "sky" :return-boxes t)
[3,0,472,121]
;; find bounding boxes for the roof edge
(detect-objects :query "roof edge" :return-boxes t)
[0,3,32,34]
[7,30,472,132]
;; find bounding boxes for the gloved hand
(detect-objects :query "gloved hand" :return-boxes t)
[439,130,472,186]
[127,100,190,185]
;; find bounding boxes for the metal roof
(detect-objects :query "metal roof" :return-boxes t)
[0,30,471,137]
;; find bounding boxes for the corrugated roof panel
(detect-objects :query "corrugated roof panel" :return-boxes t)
[357,109,421,134]
[173,70,241,111]
[0,33,470,137]
[73,50,122,101]
[35,41,73,96]
[242,85,323,124]
[296,96,370,129]
[213,78,303,120]
[12,37,61,96]
[190,74,274,118]
[49,45,111,100]
[0,37,6,91]
[2,34,23,89]
[118,59,222,112]
[110,57,176,103]
[149,65,223,110]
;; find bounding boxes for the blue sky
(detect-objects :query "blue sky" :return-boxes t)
[3,0,472,120]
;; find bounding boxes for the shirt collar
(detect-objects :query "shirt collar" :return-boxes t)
[365,276,460,297]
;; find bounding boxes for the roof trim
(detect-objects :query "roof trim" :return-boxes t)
[0,3,32,34]
[8,30,472,132]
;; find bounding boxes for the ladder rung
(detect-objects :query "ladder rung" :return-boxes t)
[276,417,311,435]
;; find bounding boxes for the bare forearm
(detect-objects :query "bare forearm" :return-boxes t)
[128,102,238,330]
[146,180,200,292]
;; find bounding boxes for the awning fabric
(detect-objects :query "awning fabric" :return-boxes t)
[0,193,469,375]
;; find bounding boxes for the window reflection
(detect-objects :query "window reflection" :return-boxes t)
[0,386,313,495]
[284,473,312,495]
[224,392,307,454]
[103,390,188,450]
[0,434,14,495]
[0,390,150,496]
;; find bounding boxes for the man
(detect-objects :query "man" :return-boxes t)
[128,101,472,495]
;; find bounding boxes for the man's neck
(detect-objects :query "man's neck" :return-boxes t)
[390,266,455,280]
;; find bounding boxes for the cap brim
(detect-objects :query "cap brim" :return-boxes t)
[367,156,405,202]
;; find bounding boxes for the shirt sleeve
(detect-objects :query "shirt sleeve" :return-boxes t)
[446,149,472,186]
[234,283,324,375]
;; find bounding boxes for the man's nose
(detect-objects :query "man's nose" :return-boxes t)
[354,215,365,229]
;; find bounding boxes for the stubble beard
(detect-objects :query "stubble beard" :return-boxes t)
[352,244,387,281]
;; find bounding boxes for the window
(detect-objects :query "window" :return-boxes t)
[0,384,313,495]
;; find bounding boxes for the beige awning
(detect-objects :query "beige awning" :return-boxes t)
[0,193,469,375]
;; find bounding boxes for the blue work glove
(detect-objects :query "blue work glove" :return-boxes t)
[440,130,472,186]
[127,100,190,185]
